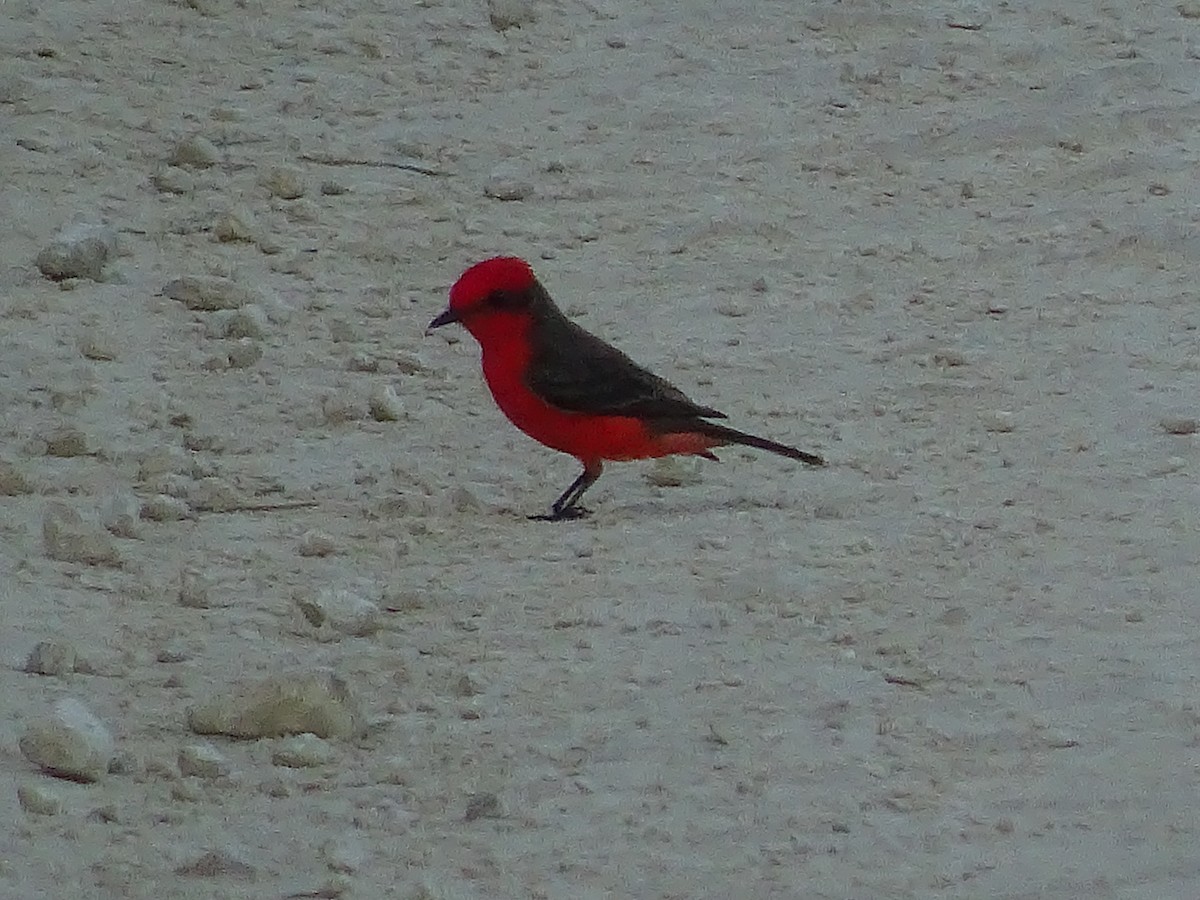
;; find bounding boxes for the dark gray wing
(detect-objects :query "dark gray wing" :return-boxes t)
[526,311,725,420]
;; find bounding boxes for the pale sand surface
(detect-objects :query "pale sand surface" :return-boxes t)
[3,1,1199,897]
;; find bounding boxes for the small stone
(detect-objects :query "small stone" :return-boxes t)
[0,69,32,104]
[451,673,482,698]
[187,477,241,513]
[295,587,381,636]
[172,780,204,802]
[470,29,509,57]
[178,744,229,779]
[488,0,536,30]
[44,427,88,457]
[24,640,78,676]
[328,318,359,343]
[484,169,534,201]
[137,446,190,481]
[984,411,1015,433]
[187,670,364,740]
[283,199,320,224]
[271,733,335,768]
[178,569,214,609]
[464,792,503,821]
[43,503,120,567]
[18,784,63,816]
[36,224,118,282]
[261,165,306,199]
[213,208,257,243]
[932,349,968,367]
[299,530,338,558]
[373,754,410,785]
[169,135,221,169]
[219,305,270,339]
[644,457,703,488]
[175,849,256,879]
[141,494,193,522]
[87,804,119,822]
[163,276,259,311]
[322,835,365,873]
[716,300,748,317]
[1160,417,1198,435]
[446,486,482,513]
[320,394,362,425]
[347,351,379,373]
[225,339,263,369]
[78,330,118,360]
[107,750,140,775]
[19,698,115,782]
[368,384,403,422]
[0,460,34,495]
[157,640,192,663]
[183,431,224,452]
[151,167,196,194]
[101,491,141,538]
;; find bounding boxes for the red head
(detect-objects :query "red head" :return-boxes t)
[428,256,545,345]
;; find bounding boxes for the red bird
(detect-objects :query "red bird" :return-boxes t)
[428,256,824,520]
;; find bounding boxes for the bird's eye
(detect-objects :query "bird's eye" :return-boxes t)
[486,289,528,309]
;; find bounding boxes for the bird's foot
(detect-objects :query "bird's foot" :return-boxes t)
[529,505,591,522]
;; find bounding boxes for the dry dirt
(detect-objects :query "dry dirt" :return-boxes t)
[3,1,1200,898]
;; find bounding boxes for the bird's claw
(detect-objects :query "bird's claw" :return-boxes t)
[529,505,591,522]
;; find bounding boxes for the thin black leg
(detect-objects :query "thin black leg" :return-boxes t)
[530,462,603,522]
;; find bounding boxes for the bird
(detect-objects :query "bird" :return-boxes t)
[427,256,824,520]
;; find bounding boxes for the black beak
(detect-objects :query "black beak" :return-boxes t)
[427,307,459,331]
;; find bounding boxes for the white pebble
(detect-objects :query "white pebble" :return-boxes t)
[1160,417,1198,435]
[101,491,141,538]
[271,733,335,768]
[187,670,364,740]
[36,224,118,282]
[299,530,338,558]
[213,208,257,243]
[43,503,120,567]
[296,587,381,636]
[24,640,78,676]
[0,459,34,495]
[163,276,258,311]
[484,167,534,201]
[368,384,404,422]
[18,783,63,815]
[260,165,306,199]
[44,427,88,457]
[488,0,536,30]
[151,166,196,194]
[78,330,118,361]
[644,457,703,487]
[225,339,263,369]
[19,699,115,782]
[984,410,1015,433]
[140,494,193,522]
[169,134,221,169]
[178,569,216,609]
[219,305,269,340]
[322,834,366,873]
[178,744,230,779]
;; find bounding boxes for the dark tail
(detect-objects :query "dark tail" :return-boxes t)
[697,421,825,467]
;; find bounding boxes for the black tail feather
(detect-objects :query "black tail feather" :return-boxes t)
[696,421,825,467]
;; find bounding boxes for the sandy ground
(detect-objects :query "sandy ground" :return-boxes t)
[3,0,1200,897]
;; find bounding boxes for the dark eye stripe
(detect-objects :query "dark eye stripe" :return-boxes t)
[487,289,528,309]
